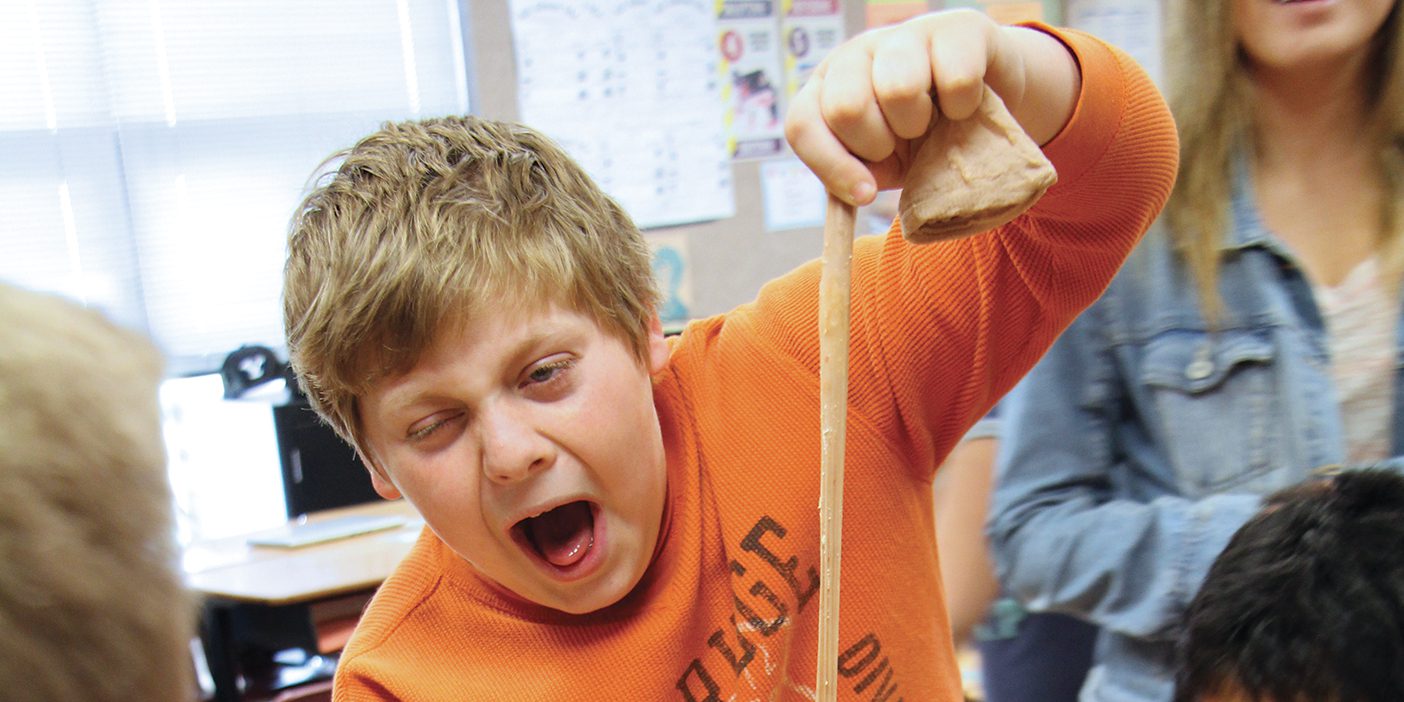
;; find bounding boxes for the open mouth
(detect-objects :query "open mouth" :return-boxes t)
[512,500,600,575]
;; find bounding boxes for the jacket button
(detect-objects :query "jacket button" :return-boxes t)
[1186,357,1214,381]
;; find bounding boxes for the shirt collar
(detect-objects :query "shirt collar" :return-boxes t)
[1221,150,1294,261]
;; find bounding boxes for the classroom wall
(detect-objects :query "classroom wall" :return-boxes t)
[460,0,1155,319]
[465,0,875,320]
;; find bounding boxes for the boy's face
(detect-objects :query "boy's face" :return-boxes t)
[359,301,671,614]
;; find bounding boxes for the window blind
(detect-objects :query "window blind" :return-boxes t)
[0,0,469,374]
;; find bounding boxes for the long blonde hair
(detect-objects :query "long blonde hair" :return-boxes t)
[1164,1,1404,321]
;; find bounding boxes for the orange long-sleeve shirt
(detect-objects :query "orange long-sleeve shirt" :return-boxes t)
[334,27,1177,701]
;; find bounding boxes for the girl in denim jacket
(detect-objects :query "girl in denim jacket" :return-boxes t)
[989,2,1404,700]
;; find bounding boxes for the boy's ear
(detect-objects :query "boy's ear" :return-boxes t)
[646,313,669,374]
[357,448,403,500]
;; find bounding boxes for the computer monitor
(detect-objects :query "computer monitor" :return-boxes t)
[272,401,380,518]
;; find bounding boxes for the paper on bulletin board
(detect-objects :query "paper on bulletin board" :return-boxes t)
[647,233,694,326]
[942,0,1061,25]
[781,0,846,99]
[718,1,786,160]
[866,0,928,29]
[760,157,826,231]
[1066,0,1163,87]
[509,0,735,229]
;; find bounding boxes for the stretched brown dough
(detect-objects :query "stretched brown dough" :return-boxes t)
[816,86,1056,702]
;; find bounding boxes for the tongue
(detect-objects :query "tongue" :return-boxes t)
[530,502,594,567]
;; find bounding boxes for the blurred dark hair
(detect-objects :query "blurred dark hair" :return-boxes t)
[1176,468,1404,702]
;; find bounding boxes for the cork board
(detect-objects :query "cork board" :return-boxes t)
[461,0,873,319]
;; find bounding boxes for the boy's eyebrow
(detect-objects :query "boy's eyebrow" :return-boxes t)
[376,322,578,413]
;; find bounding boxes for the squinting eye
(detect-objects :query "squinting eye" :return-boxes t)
[527,359,572,385]
[409,421,440,438]
[408,419,444,442]
[407,411,463,443]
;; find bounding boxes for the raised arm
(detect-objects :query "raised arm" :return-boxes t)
[745,15,1176,476]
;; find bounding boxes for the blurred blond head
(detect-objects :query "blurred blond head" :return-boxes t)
[0,283,193,701]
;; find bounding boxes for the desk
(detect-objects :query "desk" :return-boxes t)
[185,500,422,702]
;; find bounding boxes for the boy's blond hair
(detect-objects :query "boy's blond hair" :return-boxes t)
[0,284,193,702]
[284,116,659,455]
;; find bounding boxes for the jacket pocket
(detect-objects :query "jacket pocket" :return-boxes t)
[1138,329,1285,495]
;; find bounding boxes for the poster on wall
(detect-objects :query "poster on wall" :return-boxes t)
[1066,0,1163,87]
[717,1,787,160]
[865,0,928,29]
[941,0,1060,25]
[647,233,694,326]
[781,0,845,99]
[760,157,827,232]
[509,0,735,229]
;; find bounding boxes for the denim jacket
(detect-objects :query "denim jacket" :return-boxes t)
[987,166,1404,701]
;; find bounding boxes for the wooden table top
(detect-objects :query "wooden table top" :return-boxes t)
[183,500,423,606]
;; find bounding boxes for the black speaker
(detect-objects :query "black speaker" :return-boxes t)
[271,402,380,518]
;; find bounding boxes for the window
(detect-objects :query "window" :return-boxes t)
[2,0,471,541]
[1,0,470,375]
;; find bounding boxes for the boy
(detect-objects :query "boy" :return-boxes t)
[283,10,1177,700]
[0,283,193,702]
[1175,468,1404,702]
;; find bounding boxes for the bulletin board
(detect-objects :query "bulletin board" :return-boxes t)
[459,0,1163,322]
[462,0,876,324]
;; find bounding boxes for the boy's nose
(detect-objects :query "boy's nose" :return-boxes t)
[478,404,551,484]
